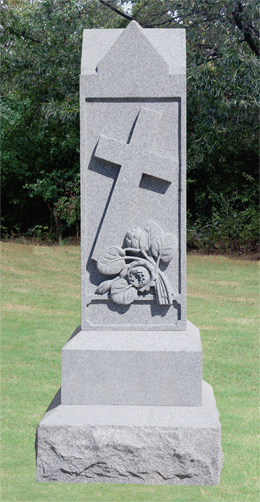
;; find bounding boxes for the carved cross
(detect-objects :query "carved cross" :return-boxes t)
[92,107,177,261]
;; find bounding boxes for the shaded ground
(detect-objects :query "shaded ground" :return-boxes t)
[2,236,259,261]
[188,249,260,261]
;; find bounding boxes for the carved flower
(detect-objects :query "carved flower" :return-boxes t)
[95,221,177,306]
[96,259,155,305]
[127,261,154,291]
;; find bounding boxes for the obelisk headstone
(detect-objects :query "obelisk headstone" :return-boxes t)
[80,21,187,331]
[36,22,222,485]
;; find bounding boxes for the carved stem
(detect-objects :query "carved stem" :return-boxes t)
[108,255,146,265]
[155,254,161,275]
[124,247,156,267]
[124,255,149,264]
[123,247,141,253]
[141,249,156,266]
[158,270,174,305]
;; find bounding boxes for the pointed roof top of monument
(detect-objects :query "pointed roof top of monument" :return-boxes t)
[81,22,185,76]
[126,20,142,31]
[95,19,169,82]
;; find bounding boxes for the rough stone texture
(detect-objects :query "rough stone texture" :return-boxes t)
[36,381,222,485]
[61,321,202,406]
[80,21,187,330]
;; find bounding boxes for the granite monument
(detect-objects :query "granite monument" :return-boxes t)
[36,21,223,485]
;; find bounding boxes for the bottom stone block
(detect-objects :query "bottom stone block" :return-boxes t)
[36,381,222,485]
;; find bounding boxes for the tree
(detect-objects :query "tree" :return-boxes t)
[1,0,259,250]
[1,0,120,238]
[97,1,259,251]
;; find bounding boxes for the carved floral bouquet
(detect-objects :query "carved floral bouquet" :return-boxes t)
[95,221,177,306]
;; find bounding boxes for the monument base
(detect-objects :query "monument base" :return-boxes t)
[36,381,222,485]
[61,322,202,406]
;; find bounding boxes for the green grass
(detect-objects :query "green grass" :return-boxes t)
[1,243,259,502]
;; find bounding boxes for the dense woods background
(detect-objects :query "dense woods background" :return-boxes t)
[1,0,259,252]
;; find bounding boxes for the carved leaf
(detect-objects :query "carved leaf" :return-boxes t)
[145,221,165,259]
[110,278,138,305]
[139,229,149,252]
[124,231,135,248]
[160,232,177,263]
[97,246,126,276]
[95,279,113,295]
[124,227,149,251]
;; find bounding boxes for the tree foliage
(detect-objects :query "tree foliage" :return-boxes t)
[1,0,120,238]
[1,0,259,251]
[106,1,259,225]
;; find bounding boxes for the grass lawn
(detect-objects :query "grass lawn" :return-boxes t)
[1,242,259,502]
